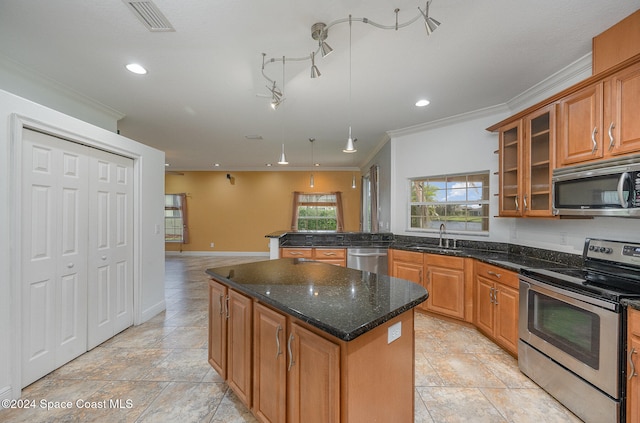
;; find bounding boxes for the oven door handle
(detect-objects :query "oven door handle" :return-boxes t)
[617,172,631,209]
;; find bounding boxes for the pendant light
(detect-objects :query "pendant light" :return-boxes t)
[278,143,288,165]
[351,173,357,189]
[343,15,357,153]
[309,138,315,187]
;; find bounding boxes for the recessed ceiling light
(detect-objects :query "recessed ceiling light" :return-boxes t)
[213,163,220,167]
[415,99,430,107]
[266,163,272,167]
[126,63,147,75]
[165,163,169,167]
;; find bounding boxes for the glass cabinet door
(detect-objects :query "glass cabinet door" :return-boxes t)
[499,120,522,216]
[524,105,555,216]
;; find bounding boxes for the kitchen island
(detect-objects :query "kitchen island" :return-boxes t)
[206,258,428,423]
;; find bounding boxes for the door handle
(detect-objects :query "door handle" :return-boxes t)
[275,324,282,358]
[287,333,295,371]
[629,348,637,380]
[591,127,598,153]
[617,172,631,209]
[608,122,615,150]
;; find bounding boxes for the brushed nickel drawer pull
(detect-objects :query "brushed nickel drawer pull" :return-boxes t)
[629,348,637,380]
[608,122,615,150]
[287,333,295,371]
[591,126,598,153]
[276,324,282,358]
[219,294,224,316]
[487,270,502,278]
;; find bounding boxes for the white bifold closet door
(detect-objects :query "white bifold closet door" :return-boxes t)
[21,129,133,387]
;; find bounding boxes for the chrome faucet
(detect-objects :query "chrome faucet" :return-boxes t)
[439,223,446,248]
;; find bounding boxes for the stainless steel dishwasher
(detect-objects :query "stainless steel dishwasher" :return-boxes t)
[346,247,388,275]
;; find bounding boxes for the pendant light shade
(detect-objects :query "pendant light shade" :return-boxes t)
[309,173,315,188]
[309,138,315,187]
[278,143,288,165]
[310,51,321,78]
[343,127,357,153]
[351,173,357,189]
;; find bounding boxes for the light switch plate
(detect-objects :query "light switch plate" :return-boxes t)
[388,321,401,344]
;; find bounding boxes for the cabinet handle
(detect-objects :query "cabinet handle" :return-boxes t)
[494,289,499,305]
[275,324,282,358]
[629,348,637,380]
[608,122,615,150]
[489,287,495,304]
[322,252,336,256]
[523,195,528,211]
[289,251,303,256]
[514,195,519,211]
[487,270,502,278]
[218,294,224,316]
[419,270,423,283]
[287,333,295,371]
[225,295,230,320]
[426,270,431,284]
[591,127,598,153]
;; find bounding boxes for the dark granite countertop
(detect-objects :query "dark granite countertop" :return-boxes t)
[623,299,640,311]
[206,258,428,342]
[389,243,579,272]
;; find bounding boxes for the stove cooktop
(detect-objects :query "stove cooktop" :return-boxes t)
[521,267,640,302]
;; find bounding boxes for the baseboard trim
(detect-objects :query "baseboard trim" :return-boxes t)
[0,385,15,402]
[165,251,270,257]
[139,299,166,325]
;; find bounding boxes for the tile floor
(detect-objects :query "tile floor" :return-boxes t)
[0,255,583,423]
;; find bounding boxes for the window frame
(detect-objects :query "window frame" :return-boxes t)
[165,193,188,243]
[291,191,344,232]
[407,171,490,235]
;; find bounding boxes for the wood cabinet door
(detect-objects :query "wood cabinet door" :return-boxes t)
[493,283,519,355]
[425,262,465,320]
[628,309,640,423]
[524,105,555,217]
[499,120,523,216]
[609,62,640,156]
[227,289,253,407]
[253,303,287,423]
[475,276,495,336]
[288,322,340,423]
[208,279,227,377]
[557,83,604,166]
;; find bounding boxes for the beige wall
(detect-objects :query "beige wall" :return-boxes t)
[165,171,361,252]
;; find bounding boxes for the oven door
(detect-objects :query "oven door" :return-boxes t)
[519,275,621,398]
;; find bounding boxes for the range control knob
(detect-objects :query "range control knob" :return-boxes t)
[605,248,613,254]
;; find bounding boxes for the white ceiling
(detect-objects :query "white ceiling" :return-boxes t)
[0,0,638,171]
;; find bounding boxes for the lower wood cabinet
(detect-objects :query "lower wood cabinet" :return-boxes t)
[474,262,519,355]
[253,303,287,423]
[424,254,473,321]
[280,247,346,267]
[210,277,416,422]
[207,280,252,407]
[287,321,341,423]
[627,307,640,422]
[388,249,424,310]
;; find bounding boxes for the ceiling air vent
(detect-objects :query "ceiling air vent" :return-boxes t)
[124,0,175,32]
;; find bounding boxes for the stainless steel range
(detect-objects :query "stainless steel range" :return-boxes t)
[518,238,640,423]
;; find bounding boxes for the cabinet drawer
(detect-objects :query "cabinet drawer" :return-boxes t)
[390,249,424,264]
[281,248,313,258]
[475,262,518,289]
[424,253,464,270]
[314,248,346,259]
[630,308,640,337]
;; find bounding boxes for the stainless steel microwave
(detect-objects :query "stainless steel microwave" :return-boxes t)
[552,156,640,217]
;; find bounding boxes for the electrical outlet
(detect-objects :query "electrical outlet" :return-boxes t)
[387,321,401,344]
[210,242,214,248]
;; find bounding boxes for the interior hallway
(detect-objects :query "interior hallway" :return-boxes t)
[0,255,582,422]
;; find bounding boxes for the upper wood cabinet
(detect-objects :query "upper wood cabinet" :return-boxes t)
[608,61,640,156]
[498,105,555,217]
[557,60,640,166]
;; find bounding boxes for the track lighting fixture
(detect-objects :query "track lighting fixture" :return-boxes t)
[260,1,441,109]
[310,51,321,78]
